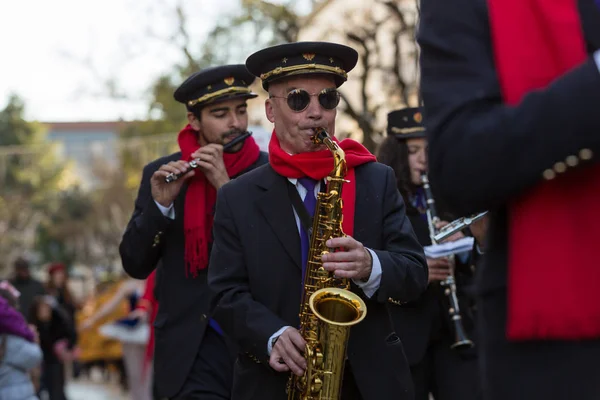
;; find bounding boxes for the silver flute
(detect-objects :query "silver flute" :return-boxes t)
[164,131,252,183]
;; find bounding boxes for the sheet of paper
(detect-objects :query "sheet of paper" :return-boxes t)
[424,237,474,258]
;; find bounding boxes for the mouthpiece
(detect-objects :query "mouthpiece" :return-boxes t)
[311,127,329,144]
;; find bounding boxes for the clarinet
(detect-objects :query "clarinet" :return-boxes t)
[164,131,252,183]
[421,172,474,350]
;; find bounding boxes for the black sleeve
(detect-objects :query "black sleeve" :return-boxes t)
[208,184,289,363]
[119,163,174,279]
[417,0,600,216]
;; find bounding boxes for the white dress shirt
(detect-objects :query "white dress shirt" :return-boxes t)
[155,201,175,219]
[595,50,600,72]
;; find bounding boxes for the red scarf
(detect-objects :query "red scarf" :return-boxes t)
[179,124,260,277]
[489,0,600,340]
[268,130,376,236]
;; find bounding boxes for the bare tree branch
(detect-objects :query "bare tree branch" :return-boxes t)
[175,2,202,72]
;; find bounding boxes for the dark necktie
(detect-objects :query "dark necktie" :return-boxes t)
[298,177,318,284]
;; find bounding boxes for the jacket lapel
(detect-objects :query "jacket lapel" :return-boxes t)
[255,166,302,270]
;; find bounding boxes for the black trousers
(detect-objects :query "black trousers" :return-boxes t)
[40,361,67,400]
[410,335,482,400]
[171,327,234,400]
[478,289,600,400]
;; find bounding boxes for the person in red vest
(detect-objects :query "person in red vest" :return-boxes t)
[417,0,600,399]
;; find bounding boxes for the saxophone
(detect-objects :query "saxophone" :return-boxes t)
[287,128,368,400]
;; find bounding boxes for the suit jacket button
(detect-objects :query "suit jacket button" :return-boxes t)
[542,169,555,180]
[565,155,579,167]
[553,162,566,173]
[201,314,207,321]
[580,148,593,161]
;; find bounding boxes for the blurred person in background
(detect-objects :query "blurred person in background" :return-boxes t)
[0,281,43,400]
[79,277,151,400]
[45,263,82,379]
[45,263,80,330]
[10,257,46,323]
[30,296,78,400]
[127,268,159,395]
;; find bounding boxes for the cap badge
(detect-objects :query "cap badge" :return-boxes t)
[302,53,316,61]
[414,112,423,123]
[224,77,235,86]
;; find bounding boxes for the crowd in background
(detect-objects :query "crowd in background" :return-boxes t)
[0,257,153,400]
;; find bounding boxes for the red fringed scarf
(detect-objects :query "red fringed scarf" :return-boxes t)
[489,0,600,340]
[268,130,376,236]
[179,124,260,277]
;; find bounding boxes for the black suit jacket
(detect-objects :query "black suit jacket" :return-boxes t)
[208,162,428,400]
[388,211,477,365]
[417,0,600,294]
[119,150,268,397]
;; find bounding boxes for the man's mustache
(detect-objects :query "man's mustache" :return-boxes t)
[220,129,244,140]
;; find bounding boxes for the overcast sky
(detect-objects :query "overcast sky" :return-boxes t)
[0,0,241,122]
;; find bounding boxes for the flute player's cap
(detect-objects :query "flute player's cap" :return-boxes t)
[174,64,258,109]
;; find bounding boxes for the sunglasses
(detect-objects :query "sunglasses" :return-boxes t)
[270,88,341,112]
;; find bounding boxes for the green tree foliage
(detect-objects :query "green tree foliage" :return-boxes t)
[0,94,71,273]
[0,94,67,199]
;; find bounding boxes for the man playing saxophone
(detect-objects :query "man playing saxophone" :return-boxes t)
[207,41,428,400]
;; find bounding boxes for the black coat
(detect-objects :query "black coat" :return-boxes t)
[119,150,268,397]
[417,0,600,294]
[208,162,428,400]
[417,2,600,399]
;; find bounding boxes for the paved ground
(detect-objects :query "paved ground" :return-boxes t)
[65,378,129,400]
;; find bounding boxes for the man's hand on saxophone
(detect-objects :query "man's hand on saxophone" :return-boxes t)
[321,236,373,280]
[269,327,307,376]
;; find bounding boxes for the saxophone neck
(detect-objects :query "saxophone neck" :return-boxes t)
[313,128,346,179]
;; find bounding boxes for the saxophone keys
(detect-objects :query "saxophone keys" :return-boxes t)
[314,349,323,367]
[311,377,323,393]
